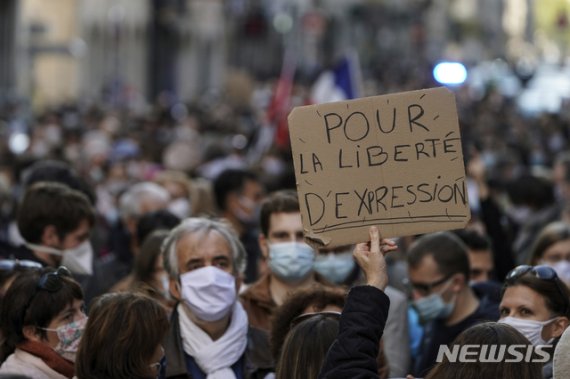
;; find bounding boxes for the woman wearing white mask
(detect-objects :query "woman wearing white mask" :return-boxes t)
[0,266,87,379]
[499,265,570,379]
[529,222,570,288]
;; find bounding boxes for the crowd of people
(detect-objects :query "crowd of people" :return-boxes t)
[1,66,570,378]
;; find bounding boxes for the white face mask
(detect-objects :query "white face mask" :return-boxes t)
[180,266,236,322]
[499,316,557,346]
[508,206,533,225]
[234,196,260,227]
[25,241,94,276]
[168,198,191,219]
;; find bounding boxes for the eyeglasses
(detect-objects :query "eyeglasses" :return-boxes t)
[290,311,341,330]
[506,265,570,313]
[0,259,42,272]
[406,274,453,296]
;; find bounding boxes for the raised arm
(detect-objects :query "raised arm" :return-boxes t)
[318,226,397,379]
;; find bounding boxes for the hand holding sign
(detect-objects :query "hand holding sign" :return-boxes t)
[353,226,397,291]
[288,87,471,248]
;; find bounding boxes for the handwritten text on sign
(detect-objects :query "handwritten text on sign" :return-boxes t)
[288,87,471,248]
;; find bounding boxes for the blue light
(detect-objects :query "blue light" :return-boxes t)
[433,62,468,85]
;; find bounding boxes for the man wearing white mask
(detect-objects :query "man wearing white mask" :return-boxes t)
[407,232,500,377]
[240,190,329,332]
[14,182,95,276]
[162,217,272,379]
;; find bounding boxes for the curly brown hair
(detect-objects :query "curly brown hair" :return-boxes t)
[270,285,346,361]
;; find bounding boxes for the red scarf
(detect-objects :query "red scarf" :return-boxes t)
[17,340,75,378]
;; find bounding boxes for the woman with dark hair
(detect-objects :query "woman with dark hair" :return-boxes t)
[111,230,174,312]
[499,265,570,379]
[528,222,570,287]
[301,226,397,378]
[276,312,340,379]
[270,285,346,363]
[0,267,86,378]
[424,322,543,379]
[75,292,169,379]
[272,284,391,379]
[0,259,43,363]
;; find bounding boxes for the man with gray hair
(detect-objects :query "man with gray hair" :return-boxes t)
[117,181,171,256]
[161,217,272,378]
[85,182,171,302]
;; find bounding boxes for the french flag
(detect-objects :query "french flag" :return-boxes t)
[311,51,363,104]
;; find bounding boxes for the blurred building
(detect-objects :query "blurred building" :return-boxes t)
[0,1,17,103]
[0,0,566,110]
[79,0,150,108]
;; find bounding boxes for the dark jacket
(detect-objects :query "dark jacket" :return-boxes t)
[162,304,274,379]
[83,253,130,304]
[319,285,391,379]
[479,197,516,280]
[412,289,500,377]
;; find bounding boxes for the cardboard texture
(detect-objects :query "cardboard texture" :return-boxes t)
[288,87,471,248]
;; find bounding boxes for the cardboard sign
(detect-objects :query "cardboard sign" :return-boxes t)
[288,87,471,248]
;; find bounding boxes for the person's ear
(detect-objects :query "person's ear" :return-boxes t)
[169,278,181,301]
[41,225,60,247]
[259,233,269,260]
[550,317,570,339]
[23,325,42,343]
[451,273,465,292]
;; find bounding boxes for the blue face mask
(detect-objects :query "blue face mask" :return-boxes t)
[313,251,355,284]
[412,280,455,324]
[268,242,315,282]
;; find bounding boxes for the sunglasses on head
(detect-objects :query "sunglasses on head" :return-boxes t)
[0,259,43,272]
[290,311,341,330]
[506,265,569,313]
[506,265,560,282]
[37,266,72,292]
[19,266,73,330]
